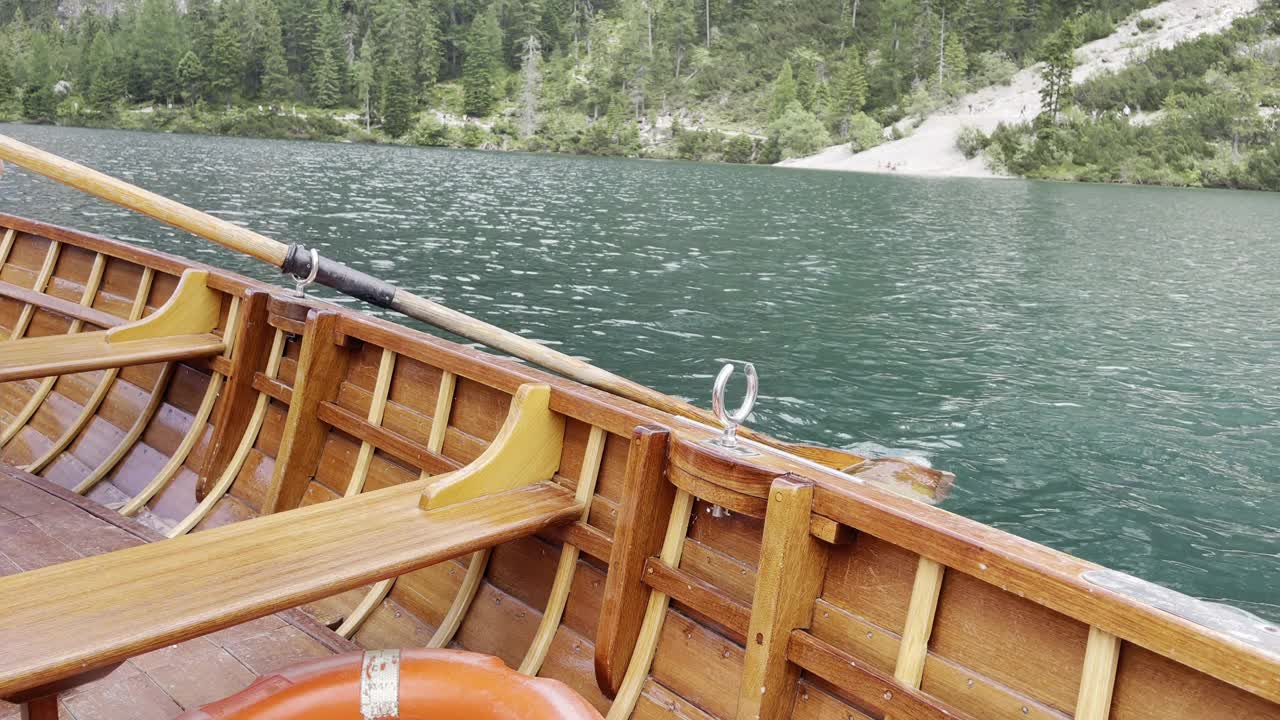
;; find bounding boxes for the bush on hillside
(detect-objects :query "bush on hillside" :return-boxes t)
[971,51,1018,87]
[411,114,452,146]
[956,126,990,159]
[768,101,831,159]
[847,112,883,152]
[722,134,756,163]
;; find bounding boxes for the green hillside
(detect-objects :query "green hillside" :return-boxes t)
[1,0,1157,161]
[977,1,1280,190]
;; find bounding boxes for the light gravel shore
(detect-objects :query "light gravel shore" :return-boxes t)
[779,0,1260,178]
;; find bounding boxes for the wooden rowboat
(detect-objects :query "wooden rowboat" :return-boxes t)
[0,212,1276,720]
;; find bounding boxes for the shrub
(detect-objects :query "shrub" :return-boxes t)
[847,112,883,152]
[971,51,1018,87]
[722,133,756,163]
[768,101,831,159]
[411,114,451,146]
[1136,16,1159,32]
[955,126,990,159]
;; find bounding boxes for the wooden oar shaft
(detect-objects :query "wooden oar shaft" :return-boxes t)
[0,134,289,267]
[0,133,737,436]
[0,133,892,481]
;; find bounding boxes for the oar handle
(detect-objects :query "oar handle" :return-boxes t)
[0,134,289,267]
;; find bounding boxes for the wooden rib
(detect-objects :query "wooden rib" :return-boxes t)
[892,557,946,691]
[0,227,14,263]
[72,362,175,495]
[428,370,456,453]
[1074,627,1122,720]
[342,348,397,497]
[119,296,243,515]
[0,241,64,448]
[605,488,694,720]
[167,328,285,537]
[519,424,607,675]
[13,267,152,469]
[423,370,488,649]
[343,368,456,640]
[6,239,60,341]
[329,348,397,638]
[335,576,395,639]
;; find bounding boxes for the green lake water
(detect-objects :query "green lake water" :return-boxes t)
[1,124,1276,620]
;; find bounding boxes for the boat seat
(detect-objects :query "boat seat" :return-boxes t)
[0,268,225,383]
[0,383,576,703]
[0,465,358,720]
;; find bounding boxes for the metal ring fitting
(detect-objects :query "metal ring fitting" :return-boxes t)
[711,362,758,449]
[291,247,320,295]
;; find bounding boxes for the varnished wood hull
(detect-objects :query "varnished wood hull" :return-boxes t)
[0,213,1276,720]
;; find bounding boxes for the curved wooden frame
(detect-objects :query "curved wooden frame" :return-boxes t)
[338,368,457,639]
[519,425,606,675]
[73,362,175,496]
[604,488,694,720]
[22,262,148,474]
[119,296,242,516]
[167,328,285,538]
[343,348,397,498]
[0,240,64,448]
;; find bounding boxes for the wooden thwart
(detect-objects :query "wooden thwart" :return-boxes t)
[0,269,224,383]
[0,382,576,698]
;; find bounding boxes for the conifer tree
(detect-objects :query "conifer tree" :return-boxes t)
[133,0,182,102]
[0,42,13,107]
[209,9,244,106]
[381,52,414,136]
[462,5,500,117]
[86,31,123,111]
[355,29,375,129]
[770,60,795,121]
[307,0,343,107]
[1038,21,1077,119]
[176,50,206,103]
[833,45,867,115]
[260,1,291,100]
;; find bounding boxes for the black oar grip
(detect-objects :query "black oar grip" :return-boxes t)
[281,244,398,308]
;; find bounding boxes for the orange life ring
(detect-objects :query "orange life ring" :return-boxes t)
[178,648,603,720]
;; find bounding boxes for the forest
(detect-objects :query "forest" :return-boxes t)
[0,0,1162,163]
[969,1,1280,191]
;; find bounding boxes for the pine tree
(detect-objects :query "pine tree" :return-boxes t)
[306,0,343,107]
[176,50,206,103]
[942,32,967,85]
[415,9,441,95]
[87,30,124,111]
[1038,21,1077,119]
[833,45,867,115]
[133,0,182,102]
[770,60,796,121]
[518,34,541,137]
[260,2,291,100]
[462,5,500,117]
[355,29,375,129]
[381,52,414,136]
[0,42,13,107]
[21,80,55,122]
[209,9,244,105]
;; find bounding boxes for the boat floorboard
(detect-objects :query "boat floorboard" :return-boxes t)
[0,463,358,720]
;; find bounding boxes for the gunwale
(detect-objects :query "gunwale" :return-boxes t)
[0,211,1276,720]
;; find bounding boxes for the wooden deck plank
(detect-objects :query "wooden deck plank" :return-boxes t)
[0,478,580,697]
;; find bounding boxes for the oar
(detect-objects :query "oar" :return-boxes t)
[0,134,952,500]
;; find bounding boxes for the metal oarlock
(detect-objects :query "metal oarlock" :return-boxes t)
[290,247,320,295]
[710,361,758,452]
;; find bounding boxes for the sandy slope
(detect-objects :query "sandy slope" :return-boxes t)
[780,0,1260,177]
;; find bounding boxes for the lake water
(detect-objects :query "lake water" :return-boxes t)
[1,124,1276,620]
